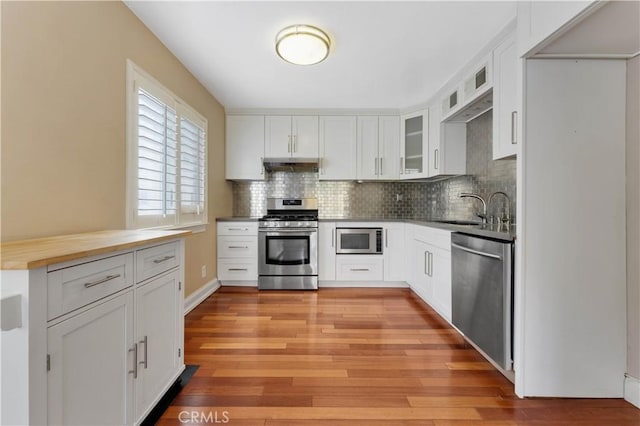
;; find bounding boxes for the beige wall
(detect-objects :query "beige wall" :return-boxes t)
[1,1,232,297]
[627,55,640,379]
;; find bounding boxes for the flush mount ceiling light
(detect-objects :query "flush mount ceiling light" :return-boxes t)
[275,24,331,65]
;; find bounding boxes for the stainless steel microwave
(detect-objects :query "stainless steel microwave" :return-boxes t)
[336,228,383,254]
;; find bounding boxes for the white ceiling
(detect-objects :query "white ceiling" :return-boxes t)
[125,1,516,110]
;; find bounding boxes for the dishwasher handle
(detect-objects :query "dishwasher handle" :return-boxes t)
[451,243,502,260]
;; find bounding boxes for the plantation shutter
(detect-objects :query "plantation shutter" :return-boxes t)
[178,104,207,225]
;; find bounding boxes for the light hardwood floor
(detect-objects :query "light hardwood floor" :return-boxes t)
[158,287,639,425]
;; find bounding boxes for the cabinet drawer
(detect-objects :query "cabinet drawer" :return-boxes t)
[136,241,180,283]
[217,222,258,236]
[335,255,384,281]
[414,226,452,251]
[218,259,258,281]
[47,253,134,320]
[218,236,257,258]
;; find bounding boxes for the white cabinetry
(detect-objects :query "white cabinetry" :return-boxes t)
[47,292,135,425]
[492,34,518,160]
[36,236,186,426]
[427,104,466,177]
[357,116,400,180]
[225,115,265,180]
[217,221,258,284]
[517,1,596,57]
[319,116,357,180]
[400,110,429,179]
[409,225,453,322]
[336,255,384,281]
[134,270,182,422]
[318,222,336,281]
[266,115,319,158]
[462,53,493,105]
[382,222,405,282]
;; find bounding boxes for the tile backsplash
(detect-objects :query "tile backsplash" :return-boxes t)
[232,110,516,222]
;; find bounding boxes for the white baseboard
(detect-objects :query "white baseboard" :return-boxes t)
[184,279,220,315]
[220,281,258,287]
[625,374,640,408]
[319,281,409,288]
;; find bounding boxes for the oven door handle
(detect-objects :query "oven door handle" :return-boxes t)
[260,229,317,235]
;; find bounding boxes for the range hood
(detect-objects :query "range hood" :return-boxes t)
[262,157,319,173]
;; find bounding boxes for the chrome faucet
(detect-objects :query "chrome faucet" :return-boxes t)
[460,193,488,223]
[489,191,511,224]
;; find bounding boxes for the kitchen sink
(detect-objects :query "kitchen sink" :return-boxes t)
[432,219,481,226]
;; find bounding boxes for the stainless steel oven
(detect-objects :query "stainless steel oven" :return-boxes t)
[258,198,318,290]
[336,228,383,254]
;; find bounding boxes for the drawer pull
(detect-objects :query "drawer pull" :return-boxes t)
[128,343,138,379]
[84,274,121,288]
[350,268,370,272]
[139,336,148,369]
[153,255,175,264]
[228,268,248,271]
[228,246,249,249]
[228,228,248,231]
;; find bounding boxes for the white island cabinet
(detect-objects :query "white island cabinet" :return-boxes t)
[0,230,189,426]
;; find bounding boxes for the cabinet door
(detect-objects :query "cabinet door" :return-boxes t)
[493,34,518,160]
[400,110,429,179]
[135,270,182,422]
[383,223,405,282]
[357,116,379,180]
[410,239,432,302]
[48,292,134,426]
[226,115,265,180]
[378,116,400,180]
[427,104,442,177]
[429,245,452,322]
[318,222,336,281]
[265,115,293,158]
[319,116,357,180]
[292,116,319,157]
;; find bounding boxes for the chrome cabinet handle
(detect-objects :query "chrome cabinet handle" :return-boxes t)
[400,157,404,174]
[153,255,175,264]
[139,336,148,369]
[128,343,138,379]
[228,268,248,271]
[293,135,297,153]
[351,268,370,272]
[84,274,121,288]
[375,158,378,175]
[385,229,388,248]
[434,149,439,170]
[428,252,433,277]
[228,227,248,231]
[380,157,383,175]
[288,135,291,153]
[511,111,517,144]
[260,157,264,175]
[331,229,335,248]
[424,251,428,275]
[228,246,249,249]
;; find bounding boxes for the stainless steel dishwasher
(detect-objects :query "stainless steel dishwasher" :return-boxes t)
[451,233,514,370]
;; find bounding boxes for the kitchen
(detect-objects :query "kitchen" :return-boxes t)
[1,1,638,425]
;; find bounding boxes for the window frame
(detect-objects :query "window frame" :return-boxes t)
[126,60,208,231]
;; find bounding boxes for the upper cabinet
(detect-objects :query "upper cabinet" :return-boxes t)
[225,115,265,180]
[492,33,518,160]
[357,116,399,180]
[319,116,357,180]
[400,110,429,179]
[427,103,466,177]
[462,53,493,105]
[517,1,597,57]
[265,115,319,158]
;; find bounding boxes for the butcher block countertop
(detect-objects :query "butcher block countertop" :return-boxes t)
[1,229,191,270]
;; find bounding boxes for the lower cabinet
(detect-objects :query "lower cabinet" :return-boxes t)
[47,292,135,425]
[382,222,405,282]
[134,270,182,423]
[217,221,258,284]
[318,222,336,281]
[46,240,185,426]
[336,255,384,281]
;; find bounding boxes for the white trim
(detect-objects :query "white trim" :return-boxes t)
[319,281,409,288]
[220,281,258,287]
[183,279,220,315]
[625,375,640,409]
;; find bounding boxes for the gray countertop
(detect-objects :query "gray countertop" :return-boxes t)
[216,217,515,242]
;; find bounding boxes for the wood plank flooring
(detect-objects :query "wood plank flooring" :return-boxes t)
[158,287,639,425]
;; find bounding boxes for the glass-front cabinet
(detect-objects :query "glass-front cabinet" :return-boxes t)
[399,110,429,179]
